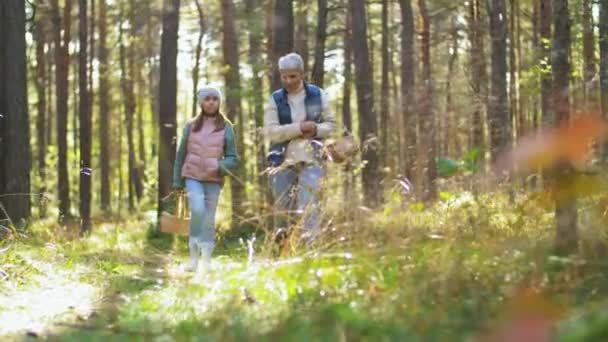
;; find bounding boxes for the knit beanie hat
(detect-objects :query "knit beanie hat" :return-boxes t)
[278,53,305,71]
[197,86,222,105]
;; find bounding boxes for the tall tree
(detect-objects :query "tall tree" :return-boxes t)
[119,4,138,211]
[294,0,310,72]
[350,0,380,207]
[444,16,459,157]
[601,0,608,127]
[45,39,54,148]
[582,0,596,112]
[0,0,31,224]
[271,0,294,90]
[468,0,487,161]
[79,0,92,234]
[34,10,48,217]
[380,0,390,166]
[265,0,275,89]
[51,0,72,221]
[417,0,436,200]
[399,0,416,181]
[311,0,328,87]
[191,0,206,119]
[509,0,520,138]
[487,0,510,162]
[220,0,247,228]
[246,0,268,204]
[157,0,181,222]
[539,0,552,126]
[552,0,578,254]
[98,0,111,212]
[342,8,354,201]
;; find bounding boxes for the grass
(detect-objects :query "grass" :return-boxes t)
[1,190,608,341]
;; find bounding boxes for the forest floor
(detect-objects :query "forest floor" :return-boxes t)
[1,191,608,341]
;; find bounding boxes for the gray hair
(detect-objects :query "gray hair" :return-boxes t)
[197,86,222,105]
[278,53,304,71]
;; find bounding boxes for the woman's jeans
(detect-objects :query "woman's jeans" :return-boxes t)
[270,163,323,237]
[185,179,221,258]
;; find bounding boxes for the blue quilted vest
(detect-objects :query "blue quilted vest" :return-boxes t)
[267,83,324,167]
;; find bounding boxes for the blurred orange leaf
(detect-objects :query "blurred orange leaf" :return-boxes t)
[478,287,566,342]
[494,114,608,176]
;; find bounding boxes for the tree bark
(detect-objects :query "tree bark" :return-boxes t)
[380,0,390,168]
[221,0,247,228]
[311,0,328,87]
[34,11,47,218]
[601,0,608,125]
[582,0,596,112]
[51,0,72,220]
[350,0,380,207]
[539,0,552,126]
[294,0,309,72]
[271,0,294,90]
[119,5,138,211]
[399,0,416,182]
[469,0,487,162]
[445,16,459,157]
[342,8,354,202]
[509,0,520,139]
[418,0,436,200]
[191,0,206,119]
[0,0,31,224]
[157,0,180,223]
[552,0,578,254]
[487,0,510,163]
[79,0,92,234]
[246,0,268,207]
[98,0,111,212]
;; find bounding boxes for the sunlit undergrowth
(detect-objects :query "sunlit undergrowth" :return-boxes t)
[2,190,608,341]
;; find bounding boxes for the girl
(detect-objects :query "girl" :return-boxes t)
[172,86,239,272]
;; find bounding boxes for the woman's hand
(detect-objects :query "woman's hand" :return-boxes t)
[300,121,317,138]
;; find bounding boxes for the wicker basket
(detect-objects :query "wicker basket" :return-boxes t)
[159,191,190,236]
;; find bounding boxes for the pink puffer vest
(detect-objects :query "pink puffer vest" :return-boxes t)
[181,116,225,183]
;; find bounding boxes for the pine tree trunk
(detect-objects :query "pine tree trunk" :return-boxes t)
[487,0,510,163]
[539,0,552,126]
[418,0,436,201]
[78,0,92,234]
[445,16,459,157]
[552,0,578,254]
[119,7,137,211]
[157,0,181,223]
[191,0,205,119]
[246,0,269,209]
[380,0,390,168]
[582,0,596,112]
[509,0,520,139]
[469,0,487,163]
[601,0,608,132]
[399,0,416,182]
[46,40,54,148]
[271,0,294,90]
[342,9,354,203]
[0,0,31,224]
[51,0,72,221]
[294,0,309,72]
[311,0,327,88]
[34,12,47,218]
[220,0,247,229]
[98,0,111,212]
[265,0,275,89]
[351,0,380,207]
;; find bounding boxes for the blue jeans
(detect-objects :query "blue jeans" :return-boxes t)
[185,179,221,250]
[270,164,323,234]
